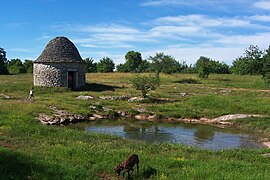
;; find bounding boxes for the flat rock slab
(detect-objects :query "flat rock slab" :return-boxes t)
[76,95,94,100]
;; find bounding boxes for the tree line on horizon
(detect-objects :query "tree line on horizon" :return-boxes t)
[1,45,270,82]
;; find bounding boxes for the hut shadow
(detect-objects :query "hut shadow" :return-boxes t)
[0,149,66,179]
[77,83,125,92]
[174,78,201,84]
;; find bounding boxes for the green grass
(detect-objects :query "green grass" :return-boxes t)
[0,73,270,179]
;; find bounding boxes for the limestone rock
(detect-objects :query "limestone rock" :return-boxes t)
[128,97,144,102]
[76,95,94,100]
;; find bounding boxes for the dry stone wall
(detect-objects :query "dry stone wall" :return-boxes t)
[34,62,86,88]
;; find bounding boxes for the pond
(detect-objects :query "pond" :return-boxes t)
[72,119,265,150]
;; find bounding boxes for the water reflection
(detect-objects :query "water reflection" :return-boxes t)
[84,120,264,150]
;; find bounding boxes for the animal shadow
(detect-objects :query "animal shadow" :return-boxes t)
[141,166,157,179]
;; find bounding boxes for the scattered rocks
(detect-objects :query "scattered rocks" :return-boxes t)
[180,92,187,97]
[134,114,158,121]
[128,97,144,102]
[134,107,147,113]
[37,106,84,125]
[210,114,265,123]
[99,95,131,100]
[262,153,270,157]
[0,94,12,99]
[262,142,270,149]
[158,114,267,126]
[89,114,105,121]
[76,95,94,100]
[117,110,127,117]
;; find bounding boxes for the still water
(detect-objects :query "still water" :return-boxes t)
[81,120,264,150]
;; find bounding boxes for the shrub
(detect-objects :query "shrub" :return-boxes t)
[130,74,160,98]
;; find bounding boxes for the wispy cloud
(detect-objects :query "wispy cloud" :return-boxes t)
[54,23,155,49]
[141,0,254,8]
[250,15,270,22]
[49,12,270,64]
[154,15,268,29]
[141,0,186,6]
[78,24,140,34]
[214,32,270,47]
[254,1,270,10]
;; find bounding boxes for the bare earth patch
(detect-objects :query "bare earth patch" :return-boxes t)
[96,172,117,180]
[0,141,15,149]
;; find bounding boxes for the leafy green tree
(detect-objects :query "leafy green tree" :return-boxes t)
[116,63,129,72]
[0,47,8,74]
[23,60,33,73]
[8,59,26,74]
[211,61,230,74]
[130,74,160,98]
[84,57,97,72]
[231,45,264,75]
[194,56,230,78]
[262,46,270,85]
[125,51,142,72]
[194,56,212,79]
[96,57,115,73]
[148,52,180,77]
[137,60,151,73]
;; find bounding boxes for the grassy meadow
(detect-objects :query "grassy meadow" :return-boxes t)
[0,73,270,179]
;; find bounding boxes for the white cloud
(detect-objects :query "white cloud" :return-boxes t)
[254,1,270,10]
[78,24,140,34]
[250,15,270,22]
[149,26,201,37]
[50,14,270,66]
[214,32,270,47]
[141,0,186,6]
[155,15,265,29]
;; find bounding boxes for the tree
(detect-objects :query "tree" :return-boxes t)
[84,57,97,72]
[148,52,180,77]
[8,59,26,74]
[125,51,143,72]
[262,46,270,85]
[194,56,212,79]
[0,47,8,74]
[116,63,129,72]
[137,60,151,73]
[130,74,160,98]
[23,60,33,73]
[231,45,264,75]
[96,57,115,72]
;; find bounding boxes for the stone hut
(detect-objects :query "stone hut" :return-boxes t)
[34,36,86,89]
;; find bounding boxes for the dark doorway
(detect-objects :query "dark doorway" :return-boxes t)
[68,71,76,89]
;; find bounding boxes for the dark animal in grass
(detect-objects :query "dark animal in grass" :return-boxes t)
[114,154,139,178]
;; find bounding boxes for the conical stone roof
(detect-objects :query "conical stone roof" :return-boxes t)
[35,36,84,63]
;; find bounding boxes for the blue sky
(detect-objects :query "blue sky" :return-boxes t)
[1,0,270,65]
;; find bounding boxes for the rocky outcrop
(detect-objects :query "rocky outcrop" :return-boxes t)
[99,95,131,100]
[37,106,84,125]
